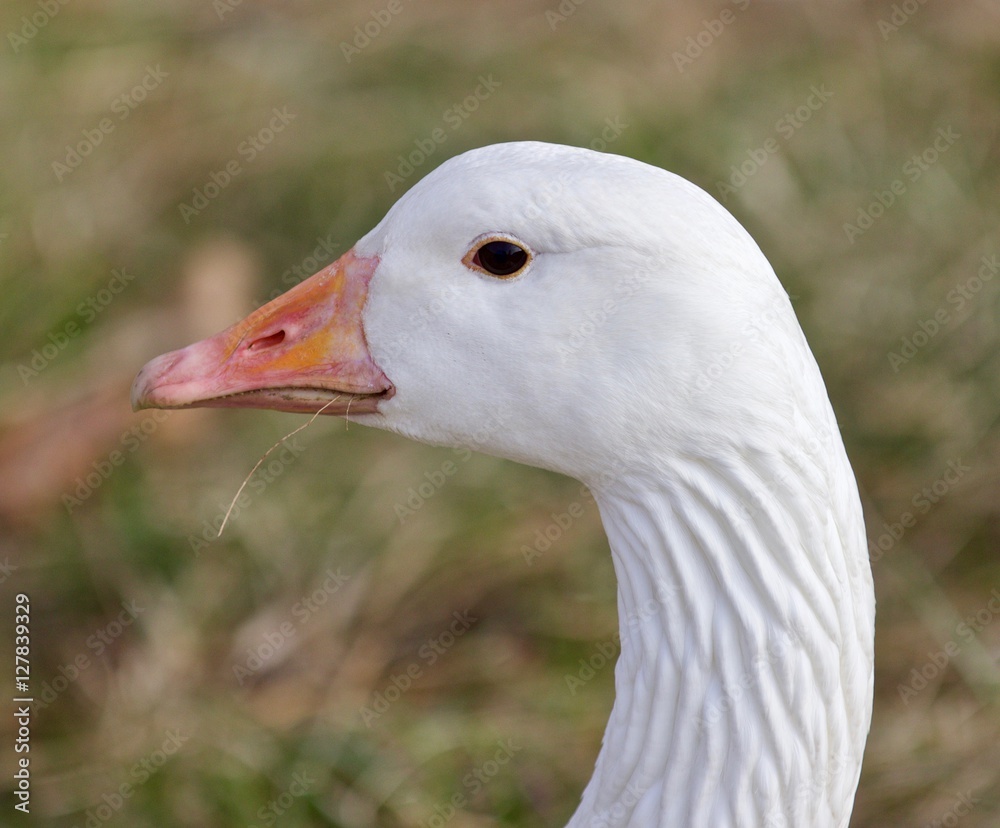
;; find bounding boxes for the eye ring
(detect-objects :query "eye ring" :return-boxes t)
[463,234,533,280]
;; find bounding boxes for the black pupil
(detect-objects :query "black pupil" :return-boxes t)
[477,241,527,276]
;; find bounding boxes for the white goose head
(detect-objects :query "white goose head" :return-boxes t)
[133,141,874,828]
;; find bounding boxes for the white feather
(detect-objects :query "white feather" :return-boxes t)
[351,142,874,828]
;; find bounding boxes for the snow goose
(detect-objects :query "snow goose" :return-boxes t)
[132,141,874,828]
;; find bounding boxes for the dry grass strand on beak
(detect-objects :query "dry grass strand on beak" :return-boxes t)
[217,396,342,538]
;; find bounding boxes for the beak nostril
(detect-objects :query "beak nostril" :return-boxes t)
[248,330,286,351]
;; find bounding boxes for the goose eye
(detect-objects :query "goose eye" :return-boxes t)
[468,239,530,278]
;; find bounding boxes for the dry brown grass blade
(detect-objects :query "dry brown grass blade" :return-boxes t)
[217,396,341,537]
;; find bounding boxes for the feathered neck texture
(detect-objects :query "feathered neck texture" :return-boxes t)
[567,432,874,828]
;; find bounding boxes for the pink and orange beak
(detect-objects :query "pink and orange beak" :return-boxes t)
[130,249,393,416]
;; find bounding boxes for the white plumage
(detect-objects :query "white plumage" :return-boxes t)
[133,141,875,827]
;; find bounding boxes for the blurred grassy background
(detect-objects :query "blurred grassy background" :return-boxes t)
[1,1,999,825]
